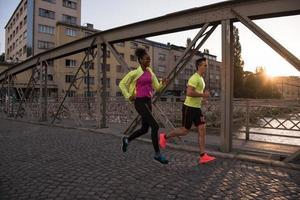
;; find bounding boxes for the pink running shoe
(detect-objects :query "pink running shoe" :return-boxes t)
[159,132,167,149]
[199,153,216,164]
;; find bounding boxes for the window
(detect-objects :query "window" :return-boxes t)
[39,8,55,19]
[65,59,76,67]
[130,42,138,49]
[38,40,54,49]
[84,61,94,69]
[116,79,121,85]
[105,64,110,72]
[20,21,23,29]
[116,65,124,73]
[65,28,77,36]
[23,31,27,39]
[159,53,166,61]
[84,77,95,85]
[158,65,166,72]
[38,24,55,35]
[20,7,23,16]
[119,53,124,59]
[84,91,95,97]
[47,75,53,81]
[107,50,110,58]
[62,14,76,24]
[24,16,27,25]
[43,0,56,3]
[65,75,75,83]
[85,32,92,36]
[130,55,137,61]
[116,92,122,97]
[174,55,180,61]
[184,68,193,75]
[24,1,27,9]
[63,0,77,9]
[101,78,110,88]
[23,45,27,54]
[66,90,75,97]
[84,78,94,86]
[47,60,54,66]
[116,42,125,47]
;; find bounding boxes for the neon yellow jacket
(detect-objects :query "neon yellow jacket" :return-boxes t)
[119,66,163,101]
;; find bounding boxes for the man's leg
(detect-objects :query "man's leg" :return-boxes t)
[198,124,206,154]
[198,123,216,164]
[167,127,189,139]
[160,104,192,148]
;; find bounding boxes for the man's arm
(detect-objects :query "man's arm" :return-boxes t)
[186,86,210,98]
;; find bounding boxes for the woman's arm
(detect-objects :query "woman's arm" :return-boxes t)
[119,71,134,100]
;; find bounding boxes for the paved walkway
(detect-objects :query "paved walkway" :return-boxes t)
[0,119,299,200]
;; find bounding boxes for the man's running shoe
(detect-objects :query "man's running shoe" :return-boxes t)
[154,154,169,164]
[122,137,129,152]
[199,153,216,164]
[159,132,167,149]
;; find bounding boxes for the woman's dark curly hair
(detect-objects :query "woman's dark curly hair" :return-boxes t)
[135,48,147,64]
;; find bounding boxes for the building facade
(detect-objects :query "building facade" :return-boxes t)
[4,0,221,99]
[5,0,81,61]
[273,76,300,100]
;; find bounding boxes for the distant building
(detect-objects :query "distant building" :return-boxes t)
[4,1,221,99]
[273,76,300,100]
[5,0,81,61]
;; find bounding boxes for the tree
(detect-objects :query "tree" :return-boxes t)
[0,53,4,62]
[233,26,244,98]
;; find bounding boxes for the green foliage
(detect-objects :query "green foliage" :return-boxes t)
[0,53,4,62]
[233,27,281,99]
[233,26,244,98]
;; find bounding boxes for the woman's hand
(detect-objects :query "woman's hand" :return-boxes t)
[129,95,135,101]
[161,78,169,86]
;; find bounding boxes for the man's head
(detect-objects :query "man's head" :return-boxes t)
[195,57,208,75]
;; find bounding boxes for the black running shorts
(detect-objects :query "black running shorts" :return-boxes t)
[182,104,205,129]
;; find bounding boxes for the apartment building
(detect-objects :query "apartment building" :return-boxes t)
[4,0,221,99]
[54,22,156,98]
[53,23,222,98]
[5,0,81,61]
[151,41,221,96]
[273,76,300,100]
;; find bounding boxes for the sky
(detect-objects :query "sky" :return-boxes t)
[0,0,299,76]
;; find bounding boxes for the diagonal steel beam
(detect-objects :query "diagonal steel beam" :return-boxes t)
[15,57,41,119]
[102,39,130,73]
[51,38,97,124]
[231,9,300,71]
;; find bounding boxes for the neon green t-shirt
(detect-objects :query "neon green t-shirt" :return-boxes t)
[184,73,205,108]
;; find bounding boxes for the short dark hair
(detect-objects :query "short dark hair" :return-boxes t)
[195,57,207,69]
[135,48,147,64]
